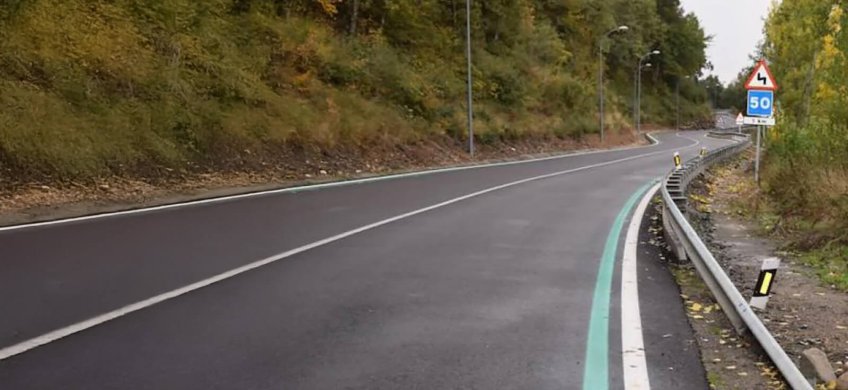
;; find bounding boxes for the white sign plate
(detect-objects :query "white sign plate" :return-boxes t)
[743,116,775,126]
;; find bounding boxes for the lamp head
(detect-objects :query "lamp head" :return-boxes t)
[618,25,629,32]
[652,50,661,55]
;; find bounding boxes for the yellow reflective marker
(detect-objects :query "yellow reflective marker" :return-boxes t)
[673,152,682,170]
[759,271,773,295]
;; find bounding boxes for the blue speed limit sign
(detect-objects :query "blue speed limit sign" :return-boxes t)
[747,90,774,117]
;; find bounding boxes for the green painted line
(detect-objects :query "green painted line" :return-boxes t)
[582,181,653,390]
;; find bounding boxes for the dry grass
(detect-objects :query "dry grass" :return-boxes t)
[714,148,848,291]
[0,1,709,184]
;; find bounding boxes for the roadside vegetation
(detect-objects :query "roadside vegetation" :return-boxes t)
[0,0,713,185]
[765,2,848,287]
[725,1,848,289]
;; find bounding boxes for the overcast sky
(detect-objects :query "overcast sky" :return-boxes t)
[679,0,774,84]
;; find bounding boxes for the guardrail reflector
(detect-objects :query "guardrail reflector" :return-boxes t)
[758,272,773,295]
[750,257,780,310]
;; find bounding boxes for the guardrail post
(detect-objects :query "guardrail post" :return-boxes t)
[662,203,687,261]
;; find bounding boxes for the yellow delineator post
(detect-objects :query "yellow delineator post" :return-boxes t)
[699,147,707,158]
[750,257,780,310]
[673,152,682,170]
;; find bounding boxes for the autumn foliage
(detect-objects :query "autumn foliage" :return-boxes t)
[0,0,712,182]
[760,1,848,279]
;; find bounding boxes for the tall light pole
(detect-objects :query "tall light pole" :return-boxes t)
[635,50,660,133]
[633,63,653,134]
[634,62,651,132]
[465,0,474,157]
[598,25,628,144]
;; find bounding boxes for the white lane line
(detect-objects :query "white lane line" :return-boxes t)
[0,134,661,233]
[0,139,696,362]
[621,182,661,390]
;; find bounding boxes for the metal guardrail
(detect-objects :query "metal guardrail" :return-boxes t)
[660,131,813,390]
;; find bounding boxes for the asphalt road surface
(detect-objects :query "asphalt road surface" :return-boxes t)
[0,131,736,389]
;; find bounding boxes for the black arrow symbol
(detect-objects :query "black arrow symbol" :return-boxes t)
[757,73,767,85]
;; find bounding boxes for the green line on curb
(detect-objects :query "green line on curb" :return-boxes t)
[582,181,653,390]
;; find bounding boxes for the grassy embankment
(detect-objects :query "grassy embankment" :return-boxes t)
[0,1,712,187]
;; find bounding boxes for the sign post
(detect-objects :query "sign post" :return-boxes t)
[755,126,761,184]
[744,60,778,185]
[735,113,744,133]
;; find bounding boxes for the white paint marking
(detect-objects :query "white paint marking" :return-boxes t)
[621,182,661,390]
[0,137,697,361]
[0,134,661,233]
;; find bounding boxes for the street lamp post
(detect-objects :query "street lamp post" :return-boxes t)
[465,0,474,157]
[635,50,660,133]
[597,25,628,144]
[637,63,652,133]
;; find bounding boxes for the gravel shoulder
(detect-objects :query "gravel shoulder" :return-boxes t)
[639,196,711,389]
[648,194,782,389]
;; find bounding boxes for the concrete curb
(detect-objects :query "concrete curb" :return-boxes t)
[1,133,662,232]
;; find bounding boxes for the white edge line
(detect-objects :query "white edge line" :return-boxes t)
[621,182,661,390]
[0,139,697,361]
[0,133,662,233]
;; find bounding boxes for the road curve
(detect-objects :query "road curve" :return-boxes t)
[0,132,733,389]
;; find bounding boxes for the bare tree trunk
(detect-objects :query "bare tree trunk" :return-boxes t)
[349,0,359,35]
[452,0,457,27]
[802,52,817,126]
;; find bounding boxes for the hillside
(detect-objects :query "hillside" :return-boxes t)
[0,0,712,186]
